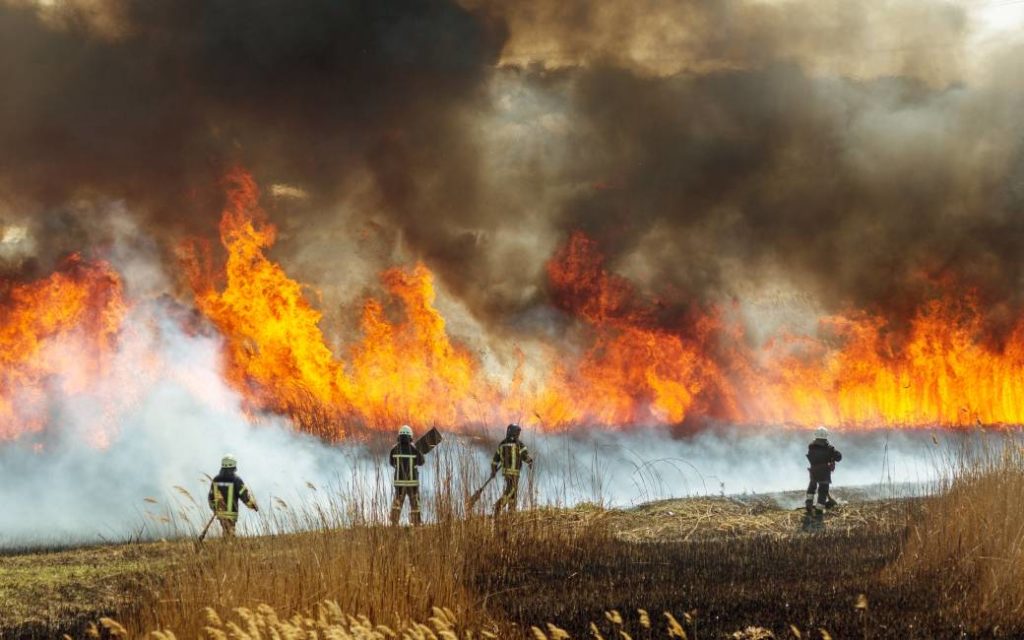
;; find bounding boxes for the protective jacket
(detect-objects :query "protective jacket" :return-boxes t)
[390,438,425,487]
[491,437,533,478]
[807,438,842,482]
[208,469,256,521]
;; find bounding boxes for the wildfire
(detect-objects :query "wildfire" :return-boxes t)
[6,170,1024,442]
[182,169,505,436]
[346,264,499,428]
[0,255,127,441]
[182,170,348,431]
[748,294,1024,427]
[180,172,1024,432]
[536,232,735,427]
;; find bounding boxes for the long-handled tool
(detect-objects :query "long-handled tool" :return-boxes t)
[197,514,217,543]
[415,427,443,455]
[466,473,496,510]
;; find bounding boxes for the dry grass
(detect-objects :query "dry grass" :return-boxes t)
[118,445,595,638]
[15,436,1024,639]
[893,434,1024,630]
[606,495,909,542]
[99,602,722,639]
[125,512,610,638]
[4,488,963,639]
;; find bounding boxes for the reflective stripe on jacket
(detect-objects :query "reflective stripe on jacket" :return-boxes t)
[390,441,425,487]
[492,439,532,477]
[207,471,254,521]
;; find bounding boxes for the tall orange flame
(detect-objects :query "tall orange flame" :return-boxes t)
[0,255,126,441]
[183,170,348,432]
[182,169,506,436]
[536,232,735,427]
[7,170,1024,443]
[749,293,1024,427]
[346,264,497,428]
[181,171,1024,433]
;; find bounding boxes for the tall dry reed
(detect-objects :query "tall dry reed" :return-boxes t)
[124,442,606,637]
[894,431,1024,628]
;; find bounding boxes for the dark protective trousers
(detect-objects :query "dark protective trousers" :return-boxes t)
[391,486,421,526]
[494,475,520,515]
[806,478,830,511]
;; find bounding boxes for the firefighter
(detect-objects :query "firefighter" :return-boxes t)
[390,425,425,526]
[805,426,842,518]
[491,423,533,515]
[207,454,258,537]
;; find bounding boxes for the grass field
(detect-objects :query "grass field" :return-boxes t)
[5,437,1024,639]
[0,489,944,639]
[0,542,173,638]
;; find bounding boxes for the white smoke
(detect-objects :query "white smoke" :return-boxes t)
[0,294,381,545]
[0,294,956,547]
[516,426,947,510]
[0,217,964,547]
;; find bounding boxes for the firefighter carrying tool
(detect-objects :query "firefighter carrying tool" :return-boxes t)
[491,423,533,515]
[207,454,258,538]
[390,425,425,526]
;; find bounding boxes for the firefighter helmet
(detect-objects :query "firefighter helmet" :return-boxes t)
[506,423,521,438]
[221,453,237,469]
[815,426,828,440]
[399,425,414,438]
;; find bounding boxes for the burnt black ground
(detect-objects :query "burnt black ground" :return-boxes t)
[2,495,1001,639]
[476,505,1001,639]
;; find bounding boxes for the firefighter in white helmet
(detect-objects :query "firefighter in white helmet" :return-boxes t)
[207,454,258,537]
[389,425,425,526]
[805,426,842,519]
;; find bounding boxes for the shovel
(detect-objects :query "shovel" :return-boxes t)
[466,473,496,510]
[196,514,216,544]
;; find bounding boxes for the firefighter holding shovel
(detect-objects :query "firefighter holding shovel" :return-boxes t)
[390,425,425,526]
[491,423,533,515]
[206,454,258,538]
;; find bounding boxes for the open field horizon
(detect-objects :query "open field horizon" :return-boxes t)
[0,424,963,548]
[5,0,1024,636]
[0,488,927,639]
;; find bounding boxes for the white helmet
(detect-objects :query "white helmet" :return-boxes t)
[398,425,413,438]
[221,453,237,469]
[815,426,829,440]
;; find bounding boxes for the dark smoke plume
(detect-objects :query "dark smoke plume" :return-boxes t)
[2,0,1024,341]
[0,0,505,277]
[458,0,1024,342]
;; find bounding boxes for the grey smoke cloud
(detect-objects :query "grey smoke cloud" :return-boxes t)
[3,0,1024,544]
[0,0,504,281]
[0,218,950,545]
[3,0,1023,332]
